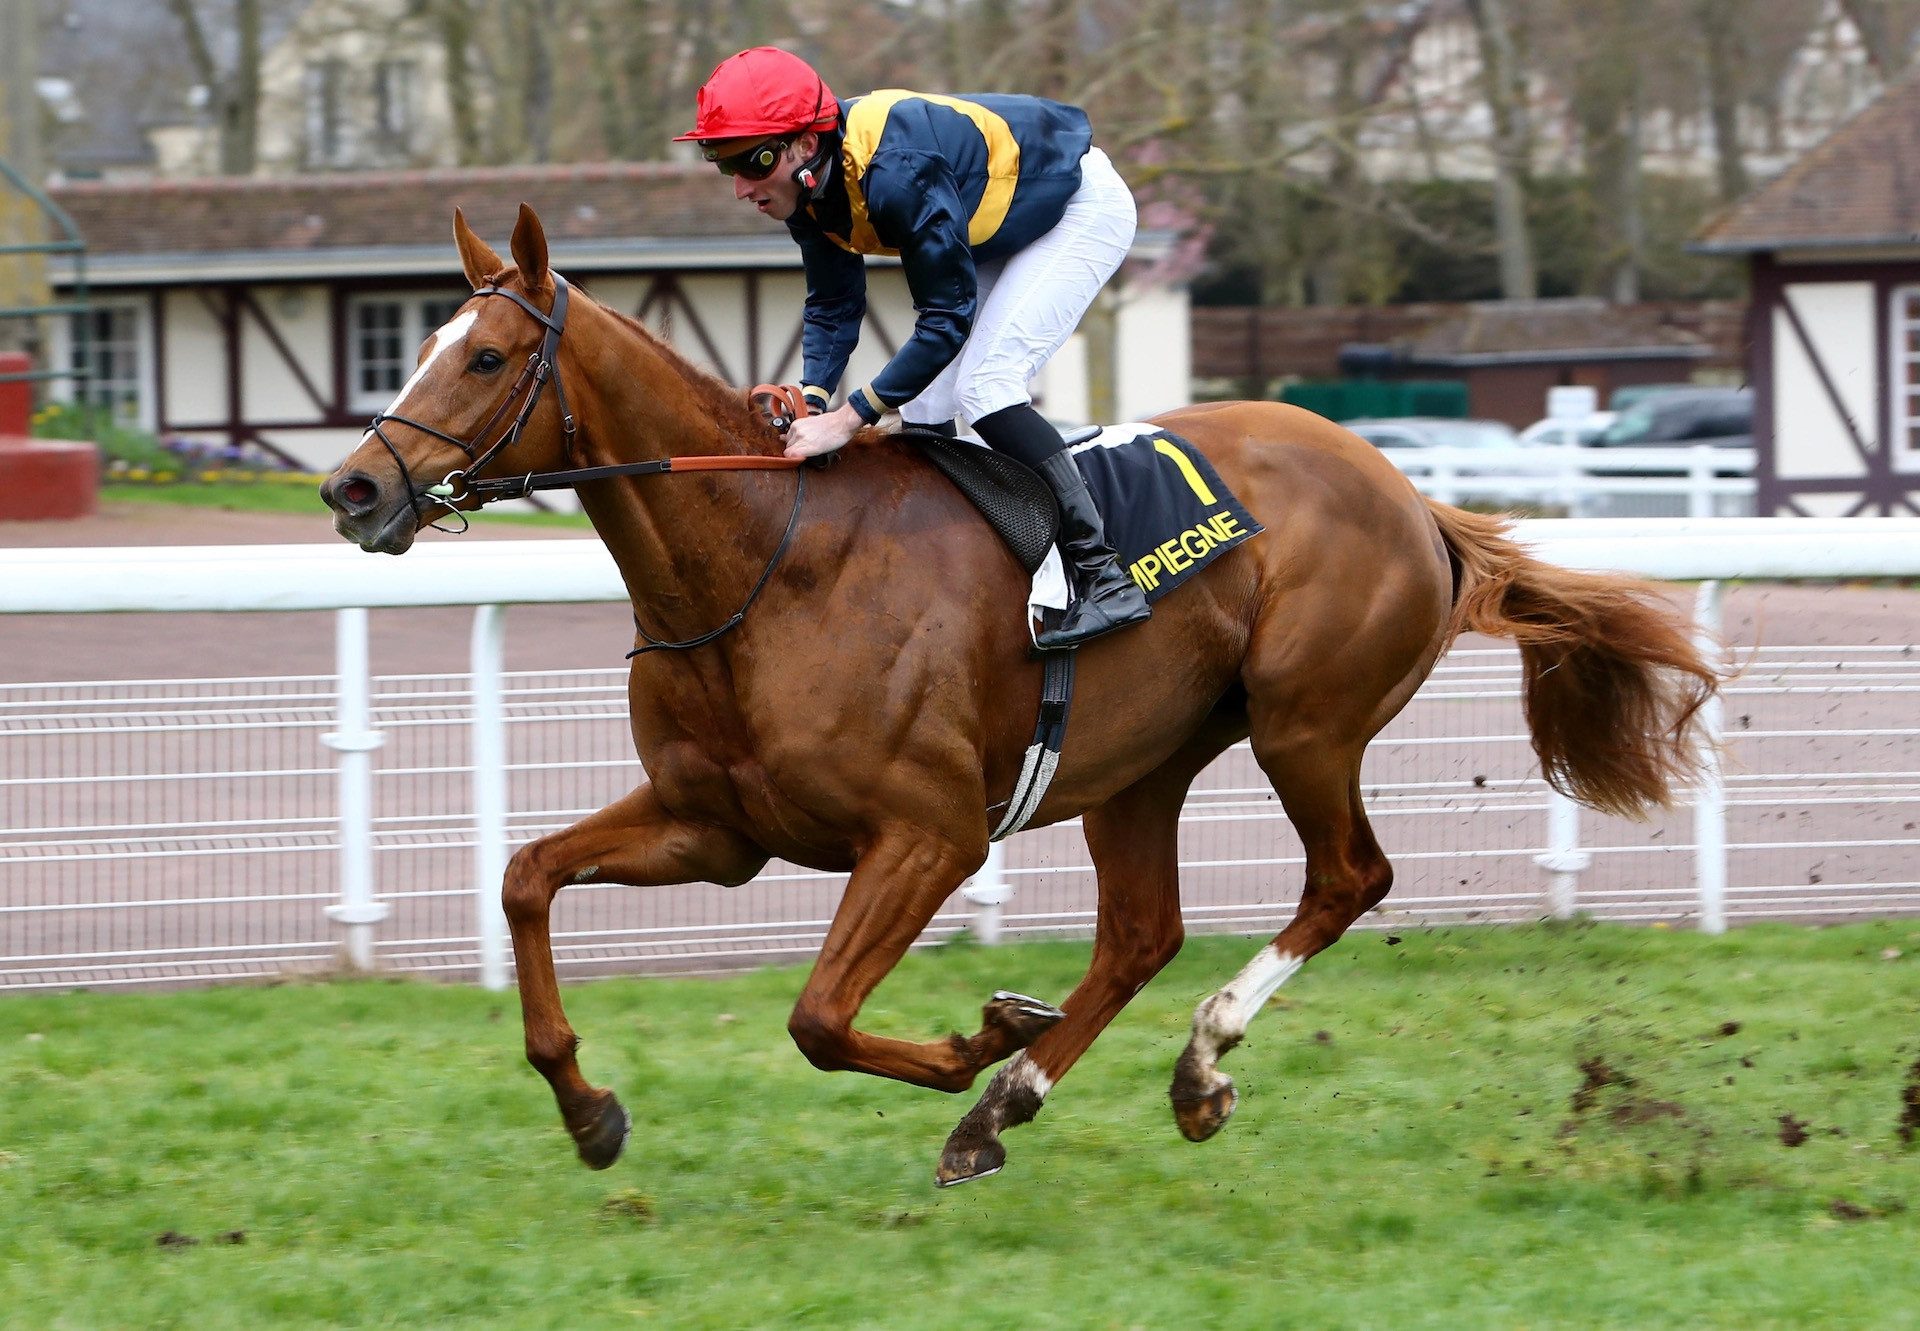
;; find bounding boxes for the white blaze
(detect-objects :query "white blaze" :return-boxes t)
[359,309,478,442]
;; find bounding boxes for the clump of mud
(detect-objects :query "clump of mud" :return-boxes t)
[1777,1113,1810,1147]
[1570,1057,1632,1114]
[1568,1055,1688,1126]
[1899,1057,1920,1146]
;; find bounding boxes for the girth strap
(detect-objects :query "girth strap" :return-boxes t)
[990,649,1076,840]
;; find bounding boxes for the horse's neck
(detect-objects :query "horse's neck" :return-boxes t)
[568,315,787,644]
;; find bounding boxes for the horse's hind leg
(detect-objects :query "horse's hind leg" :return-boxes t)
[503,783,765,1169]
[1170,738,1391,1143]
[938,717,1240,1186]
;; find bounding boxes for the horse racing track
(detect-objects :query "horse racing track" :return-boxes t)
[2,511,1918,1323]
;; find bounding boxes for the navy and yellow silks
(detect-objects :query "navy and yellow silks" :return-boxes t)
[1070,427,1263,602]
[787,92,1093,423]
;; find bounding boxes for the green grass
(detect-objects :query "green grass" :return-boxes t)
[3,923,1918,1330]
[99,481,595,528]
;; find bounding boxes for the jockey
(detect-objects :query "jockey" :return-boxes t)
[678,46,1151,651]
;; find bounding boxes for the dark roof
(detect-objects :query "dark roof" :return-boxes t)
[1395,298,1709,366]
[1695,68,1920,255]
[43,159,1178,287]
[50,160,766,258]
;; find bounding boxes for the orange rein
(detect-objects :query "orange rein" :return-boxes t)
[665,455,806,471]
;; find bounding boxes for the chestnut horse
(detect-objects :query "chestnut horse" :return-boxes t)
[321,205,1717,1187]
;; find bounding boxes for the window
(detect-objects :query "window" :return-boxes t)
[63,300,151,430]
[1890,287,1920,471]
[304,59,349,168]
[374,61,415,153]
[347,293,468,412]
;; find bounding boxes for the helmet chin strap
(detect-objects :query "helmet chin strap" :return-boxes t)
[792,131,836,200]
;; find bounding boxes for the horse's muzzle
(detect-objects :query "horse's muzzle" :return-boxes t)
[319,469,420,555]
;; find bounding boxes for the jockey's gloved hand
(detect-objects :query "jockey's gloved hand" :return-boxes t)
[748,384,827,433]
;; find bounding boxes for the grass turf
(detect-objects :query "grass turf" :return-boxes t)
[3,922,1917,1329]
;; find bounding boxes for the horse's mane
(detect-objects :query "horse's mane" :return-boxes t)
[489,266,787,456]
[485,267,912,458]
[599,303,788,455]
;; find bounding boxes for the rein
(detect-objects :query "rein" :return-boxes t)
[371,270,810,653]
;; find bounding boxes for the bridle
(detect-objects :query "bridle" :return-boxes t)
[367,270,810,653]
[369,275,579,533]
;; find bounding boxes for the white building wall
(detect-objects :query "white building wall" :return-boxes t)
[159,290,225,428]
[1773,282,1873,480]
[1116,285,1192,422]
[259,426,365,474]
[243,284,334,424]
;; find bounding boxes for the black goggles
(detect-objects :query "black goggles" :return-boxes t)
[705,139,790,182]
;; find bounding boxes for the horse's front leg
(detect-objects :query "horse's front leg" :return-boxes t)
[786,827,1064,1092]
[503,782,766,1169]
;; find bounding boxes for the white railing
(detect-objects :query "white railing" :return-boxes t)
[5,517,1920,992]
[1388,444,1755,517]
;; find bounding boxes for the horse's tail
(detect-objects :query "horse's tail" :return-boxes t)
[1426,499,1719,819]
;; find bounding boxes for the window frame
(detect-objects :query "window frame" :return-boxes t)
[344,291,470,415]
[1889,285,1920,473]
[49,295,156,433]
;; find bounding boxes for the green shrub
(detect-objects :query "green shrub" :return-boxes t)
[29,401,174,468]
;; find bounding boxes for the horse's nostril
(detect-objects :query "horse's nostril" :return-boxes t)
[341,477,378,507]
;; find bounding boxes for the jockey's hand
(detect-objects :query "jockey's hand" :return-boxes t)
[783,403,862,459]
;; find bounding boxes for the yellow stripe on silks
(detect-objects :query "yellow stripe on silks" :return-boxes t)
[833,91,1021,255]
[1154,438,1218,505]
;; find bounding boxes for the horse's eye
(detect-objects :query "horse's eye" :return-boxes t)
[470,349,506,374]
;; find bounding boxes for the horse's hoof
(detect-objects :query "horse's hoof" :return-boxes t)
[982,991,1066,1047]
[572,1091,631,1170]
[935,1134,1007,1188]
[1170,1076,1237,1143]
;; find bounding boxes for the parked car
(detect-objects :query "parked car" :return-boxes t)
[1607,383,1705,412]
[1591,387,1752,449]
[1517,412,1616,448]
[1344,417,1520,452]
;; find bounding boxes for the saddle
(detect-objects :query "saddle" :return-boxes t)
[895,425,1098,574]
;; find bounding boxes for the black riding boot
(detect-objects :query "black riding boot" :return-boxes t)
[1033,450,1152,650]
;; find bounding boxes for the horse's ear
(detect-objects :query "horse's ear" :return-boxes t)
[453,208,503,290]
[510,203,551,295]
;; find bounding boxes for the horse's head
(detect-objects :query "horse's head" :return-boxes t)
[320,204,576,554]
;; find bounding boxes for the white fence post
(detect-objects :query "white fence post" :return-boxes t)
[962,840,1013,945]
[1535,788,1589,919]
[1431,450,1460,506]
[1693,581,1728,933]
[1688,446,1716,518]
[322,607,390,969]
[471,604,511,990]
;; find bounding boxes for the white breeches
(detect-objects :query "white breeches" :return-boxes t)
[901,146,1138,428]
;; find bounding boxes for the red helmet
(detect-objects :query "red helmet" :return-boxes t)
[674,47,839,143]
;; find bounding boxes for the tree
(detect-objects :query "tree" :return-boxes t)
[167,0,263,175]
[1837,0,1914,76]
[1692,0,1750,202]
[1,0,47,356]
[429,0,485,166]
[1463,0,1535,299]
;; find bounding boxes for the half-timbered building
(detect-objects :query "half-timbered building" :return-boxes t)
[1695,71,1920,516]
[44,163,1189,473]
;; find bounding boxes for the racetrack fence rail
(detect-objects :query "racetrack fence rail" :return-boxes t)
[4,519,1919,992]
